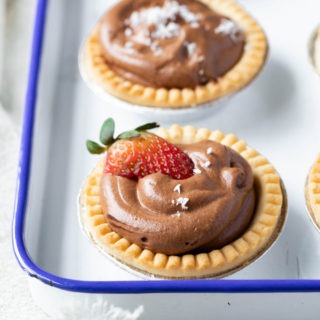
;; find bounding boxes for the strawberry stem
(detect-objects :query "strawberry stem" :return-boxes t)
[86,119,160,154]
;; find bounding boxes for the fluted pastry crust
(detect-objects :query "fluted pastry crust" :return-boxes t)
[306,155,320,229]
[79,125,286,278]
[315,27,320,74]
[81,0,268,108]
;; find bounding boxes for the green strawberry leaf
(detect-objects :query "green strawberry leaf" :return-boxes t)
[99,118,115,146]
[135,122,159,132]
[117,130,141,139]
[86,140,106,154]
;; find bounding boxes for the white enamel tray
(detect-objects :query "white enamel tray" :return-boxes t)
[13,0,320,318]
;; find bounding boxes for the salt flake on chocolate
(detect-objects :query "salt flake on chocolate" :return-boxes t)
[124,42,135,53]
[125,42,134,48]
[191,22,199,28]
[173,211,182,217]
[173,184,181,193]
[176,197,189,210]
[201,161,211,168]
[178,3,200,24]
[150,42,163,56]
[124,28,133,37]
[126,1,200,41]
[193,168,201,174]
[206,147,213,155]
[215,18,241,42]
[185,41,196,55]
[152,22,180,39]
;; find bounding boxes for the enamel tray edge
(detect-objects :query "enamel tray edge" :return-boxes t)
[12,0,320,294]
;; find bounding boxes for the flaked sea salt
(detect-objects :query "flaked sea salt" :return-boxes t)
[185,41,196,55]
[125,41,134,49]
[134,33,152,46]
[173,211,182,217]
[201,161,211,168]
[150,42,163,56]
[191,22,199,28]
[215,18,241,42]
[124,28,133,37]
[193,168,201,174]
[125,0,200,40]
[127,11,140,28]
[206,147,213,155]
[152,21,180,39]
[153,48,163,56]
[176,197,189,210]
[124,42,135,53]
[173,184,181,193]
[179,5,200,24]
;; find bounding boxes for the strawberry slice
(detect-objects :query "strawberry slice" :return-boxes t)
[87,118,194,180]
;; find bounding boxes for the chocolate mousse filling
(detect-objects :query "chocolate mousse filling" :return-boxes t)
[100,140,255,255]
[99,0,245,89]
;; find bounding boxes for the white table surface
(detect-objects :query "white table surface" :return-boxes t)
[1,1,54,319]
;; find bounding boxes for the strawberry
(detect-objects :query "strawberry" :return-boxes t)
[87,118,194,180]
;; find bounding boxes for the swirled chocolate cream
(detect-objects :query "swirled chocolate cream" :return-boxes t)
[83,0,267,108]
[100,140,255,255]
[99,0,245,89]
[82,123,285,278]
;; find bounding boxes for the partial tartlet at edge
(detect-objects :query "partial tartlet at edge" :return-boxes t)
[305,155,320,230]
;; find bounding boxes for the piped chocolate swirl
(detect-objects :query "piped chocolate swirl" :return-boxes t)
[100,140,255,255]
[99,0,245,89]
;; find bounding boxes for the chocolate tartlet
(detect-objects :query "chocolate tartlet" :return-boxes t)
[305,155,320,229]
[81,0,268,108]
[79,125,286,279]
[309,26,320,75]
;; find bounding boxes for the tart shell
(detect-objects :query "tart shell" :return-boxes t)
[305,155,320,230]
[314,27,320,74]
[78,125,287,279]
[80,0,268,109]
[308,25,320,75]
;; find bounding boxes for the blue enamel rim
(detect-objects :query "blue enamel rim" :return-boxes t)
[12,0,320,294]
